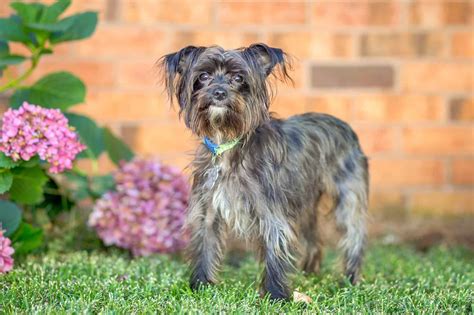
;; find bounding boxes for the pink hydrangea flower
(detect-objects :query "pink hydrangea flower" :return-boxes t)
[0,229,14,274]
[89,158,190,256]
[0,102,85,173]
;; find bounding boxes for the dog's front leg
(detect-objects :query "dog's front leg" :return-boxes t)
[187,203,226,291]
[259,219,296,301]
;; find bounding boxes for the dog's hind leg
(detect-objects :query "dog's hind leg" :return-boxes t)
[333,156,368,284]
[299,204,323,274]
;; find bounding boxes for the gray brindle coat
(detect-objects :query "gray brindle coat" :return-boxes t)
[160,44,368,301]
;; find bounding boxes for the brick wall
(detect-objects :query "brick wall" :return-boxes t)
[1,0,473,215]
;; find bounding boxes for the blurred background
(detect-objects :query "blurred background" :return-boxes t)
[0,0,472,243]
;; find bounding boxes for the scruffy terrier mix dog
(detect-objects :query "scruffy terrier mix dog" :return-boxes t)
[160,43,368,301]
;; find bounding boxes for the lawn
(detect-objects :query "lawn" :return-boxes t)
[0,244,472,313]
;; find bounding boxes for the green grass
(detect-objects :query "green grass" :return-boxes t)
[1,244,473,313]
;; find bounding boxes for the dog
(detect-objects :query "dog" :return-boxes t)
[160,43,368,301]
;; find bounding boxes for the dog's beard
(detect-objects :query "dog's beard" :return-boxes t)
[208,106,228,130]
[188,93,248,141]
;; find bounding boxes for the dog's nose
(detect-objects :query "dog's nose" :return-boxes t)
[212,88,227,101]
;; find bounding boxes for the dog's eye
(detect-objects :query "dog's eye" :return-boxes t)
[198,72,210,82]
[232,74,244,84]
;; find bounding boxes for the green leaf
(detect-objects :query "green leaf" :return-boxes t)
[103,128,134,166]
[39,47,53,55]
[9,89,30,109]
[89,174,115,198]
[24,0,74,35]
[10,2,45,24]
[26,21,72,32]
[40,0,71,24]
[0,171,13,194]
[0,40,9,56]
[0,200,22,237]
[38,178,74,219]
[0,152,20,169]
[0,40,8,74]
[50,11,98,44]
[65,113,104,159]
[9,166,48,205]
[19,156,41,168]
[10,222,43,255]
[0,17,30,43]
[0,54,26,67]
[9,72,86,110]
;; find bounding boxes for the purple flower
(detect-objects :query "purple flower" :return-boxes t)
[0,229,14,274]
[0,102,85,173]
[89,158,190,256]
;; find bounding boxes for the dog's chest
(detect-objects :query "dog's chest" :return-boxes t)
[208,161,255,236]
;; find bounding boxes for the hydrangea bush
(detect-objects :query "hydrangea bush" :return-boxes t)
[0,0,136,262]
[89,158,190,256]
[0,229,15,274]
[1,102,86,173]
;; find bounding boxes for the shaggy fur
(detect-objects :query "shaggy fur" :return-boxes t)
[159,43,368,300]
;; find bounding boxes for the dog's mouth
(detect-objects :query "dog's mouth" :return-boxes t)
[200,99,236,114]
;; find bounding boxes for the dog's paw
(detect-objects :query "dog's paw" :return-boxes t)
[189,277,214,291]
[259,289,291,302]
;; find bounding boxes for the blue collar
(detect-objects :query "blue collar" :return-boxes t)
[203,137,219,155]
[203,136,242,157]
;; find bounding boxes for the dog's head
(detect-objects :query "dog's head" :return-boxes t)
[159,44,291,140]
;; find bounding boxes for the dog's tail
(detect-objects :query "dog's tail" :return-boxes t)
[333,153,368,284]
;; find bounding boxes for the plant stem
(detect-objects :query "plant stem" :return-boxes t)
[0,48,41,93]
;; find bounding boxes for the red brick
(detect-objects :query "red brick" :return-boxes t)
[402,127,474,155]
[400,62,473,93]
[130,123,197,155]
[72,25,168,58]
[306,96,353,121]
[0,67,21,88]
[409,1,443,26]
[360,32,444,57]
[352,126,399,155]
[64,0,109,22]
[371,158,445,188]
[367,1,401,26]
[410,191,474,214]
[117,60,159,90]
[369,191,405,211]
[0,2,12,16]
[76,153,117,175]
[312,2,400,27]
[452,159,474,185]
[311,65,394,89]
[73,91,171,123]
[443,1,472,25]
[279,62,305,91]
[8,42,33,56]
[270,94,308,118]
[217,2,307,26]
[29,59,116,88]
[354,95,445,123]
[171,31,261,52]
[451,32,474,58]
[449,98,474,121]
[159,154,193,175]
[410,1,472,26]
[268,32,353,59]
[121,0,213,25]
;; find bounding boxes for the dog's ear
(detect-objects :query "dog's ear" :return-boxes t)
[243,43,292,82]
[159,45,205,105]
